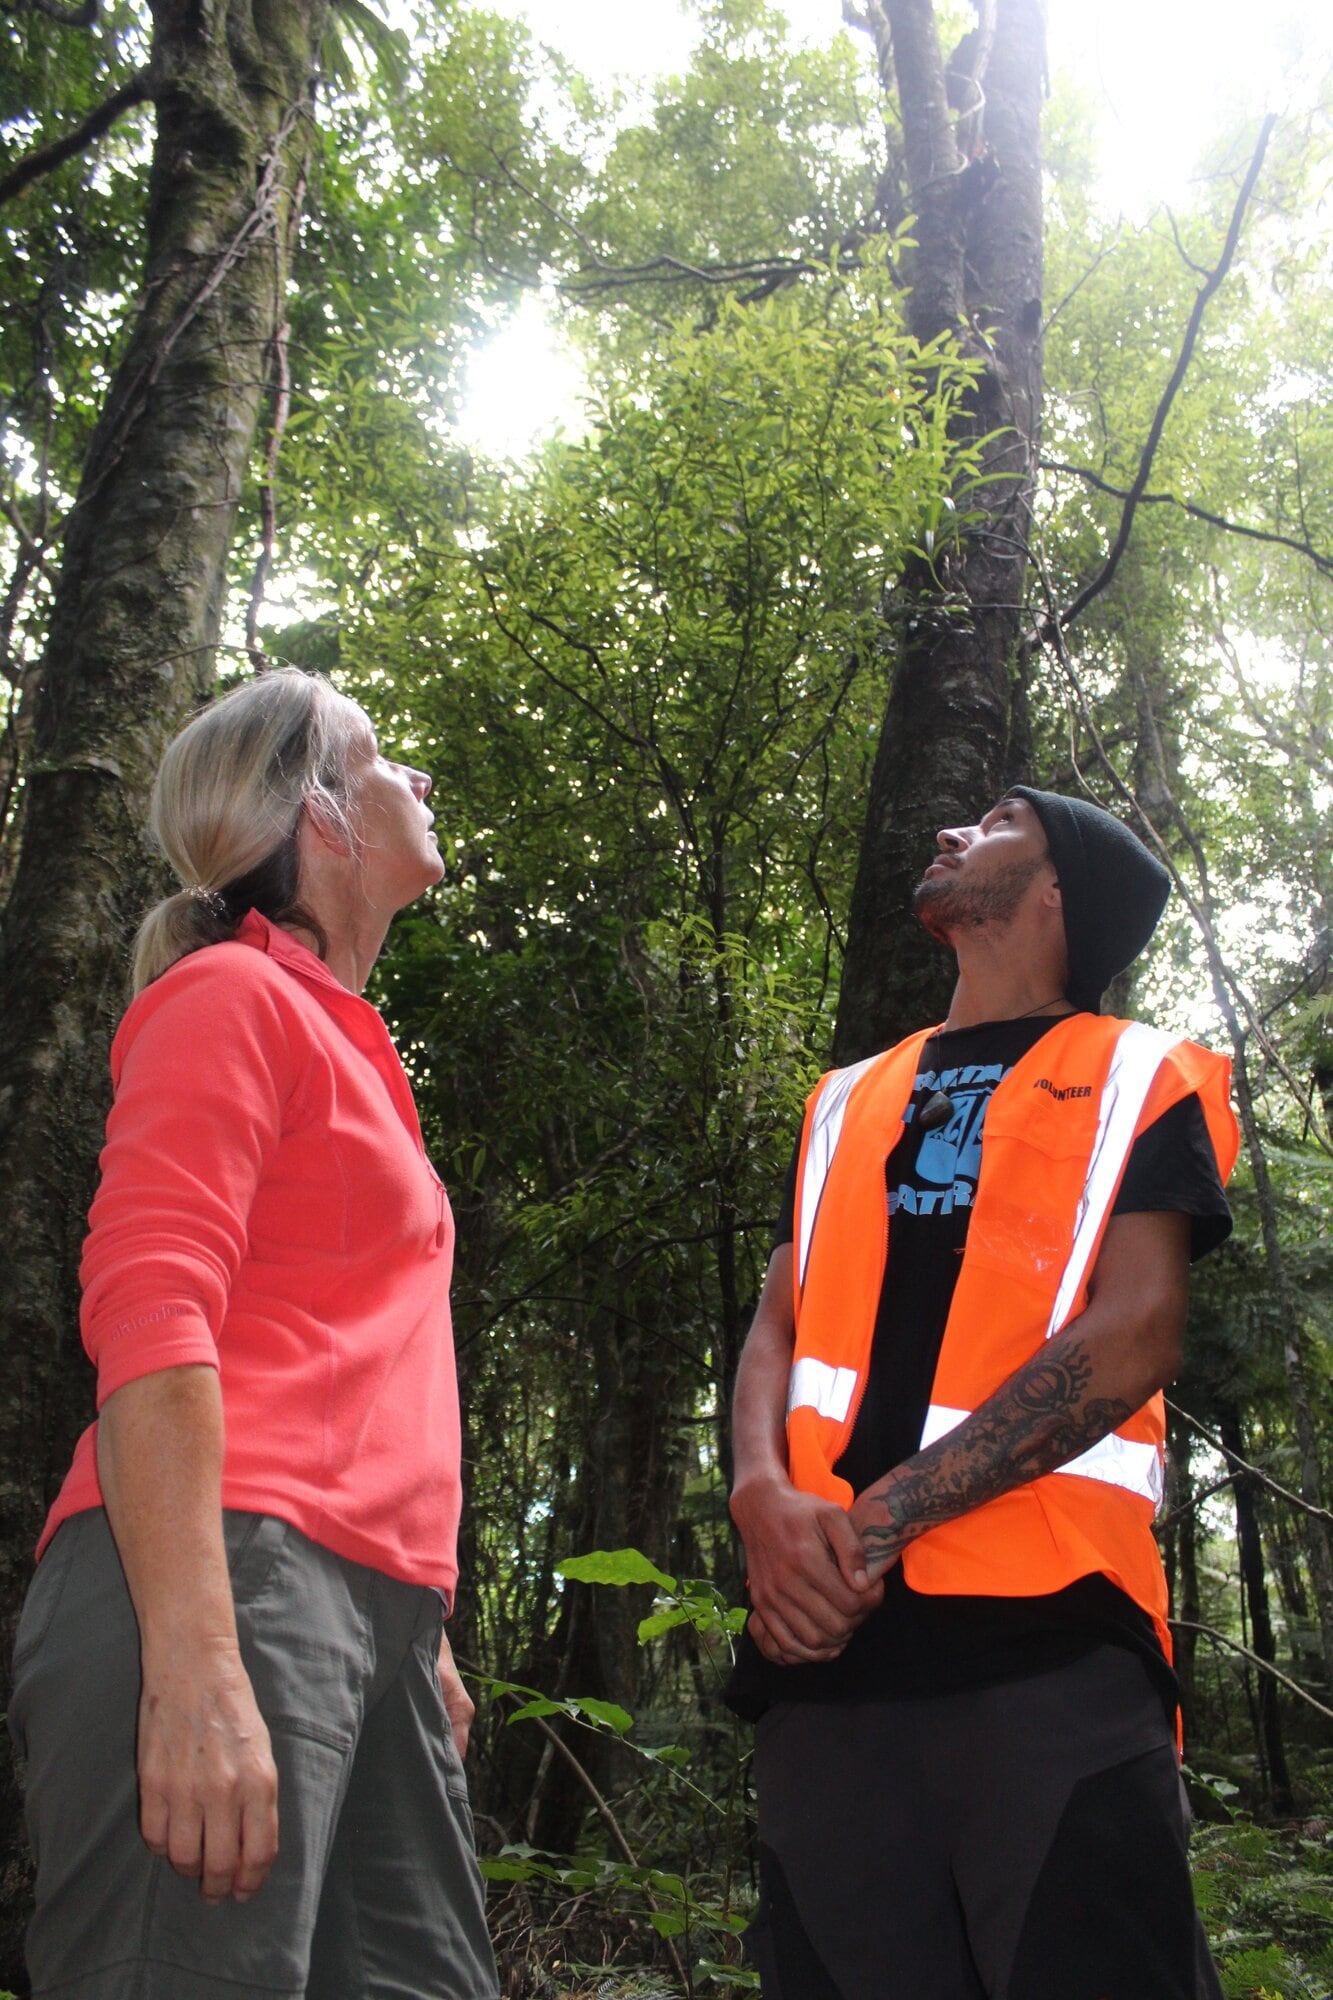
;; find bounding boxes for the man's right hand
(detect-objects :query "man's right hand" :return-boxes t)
[137,1642,279,1903]
[731,1473,885,1665]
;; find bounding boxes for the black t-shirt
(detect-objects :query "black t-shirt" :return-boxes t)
[728,1016,1232,1721]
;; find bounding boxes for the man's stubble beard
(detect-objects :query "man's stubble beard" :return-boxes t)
[912,853,1050,944]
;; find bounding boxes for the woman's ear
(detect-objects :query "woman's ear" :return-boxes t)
[296,796,354,862]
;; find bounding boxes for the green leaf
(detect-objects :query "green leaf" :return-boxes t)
[504,1696,566,1724]
[569,1695,634,1734]
[640,1743,691,1766]
[638,1604,691,1642]
[558,1547,677,1590]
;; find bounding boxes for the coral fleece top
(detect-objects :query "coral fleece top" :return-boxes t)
[39,911,463,1597]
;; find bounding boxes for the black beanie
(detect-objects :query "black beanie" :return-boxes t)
[1006,787,1171,1014]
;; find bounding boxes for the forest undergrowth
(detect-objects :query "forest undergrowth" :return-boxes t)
[473,1556,1333,2000]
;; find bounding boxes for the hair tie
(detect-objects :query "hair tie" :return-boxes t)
[185,883,226,916]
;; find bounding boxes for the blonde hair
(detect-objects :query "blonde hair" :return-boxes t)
[131,669,362,993]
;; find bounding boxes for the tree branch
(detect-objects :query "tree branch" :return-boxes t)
[1042,457,1333,579]
[245,152,305,670]
[1041,229,1123,336]
[885,0,963,200]
[0,68,151,210]
[1055,113,1276,631]
[562,250,844,297]
[69,92,311,527]
[1170,1620,1333,1722]
[947,0,995,163]
[0,494,58,583]
[841,0,894,93]
[1030,541,1333,1153]
[492,1687,690,1991]
[1165,1398,1333,1529]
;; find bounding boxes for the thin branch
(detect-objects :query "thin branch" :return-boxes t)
[562,251,844,297]
[0,494,58,582]
[1042,458,1333,579]
[493,1690,690,1992]
[841,0,896,102]
[1156,1468,1241,1532]
[1169,1620,1333,1721]
[245,314,291,670]
[69,92,311,527]
[1040,227,1124,335]
[1165,1398,1333,1529]
[947,0,994,162]
[1164,205,1210,281]
[245,151,305,670]
[1056,114,1276,631]
[460,132,876,306]
[1211,579,1333,768]
[0,68,151,209]
[1029,544,1333,1152]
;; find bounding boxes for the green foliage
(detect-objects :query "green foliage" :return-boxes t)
[1192,1811,1333,1998]
[478,1551,757,1995]
[325,244,990,1770]
[8,0,1333,1984]
[580,0,883,278]
[1,0,153,626]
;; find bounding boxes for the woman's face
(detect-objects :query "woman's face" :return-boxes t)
[342,706,445,914]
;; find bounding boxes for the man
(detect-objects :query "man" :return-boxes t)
[728,789,1238,2000]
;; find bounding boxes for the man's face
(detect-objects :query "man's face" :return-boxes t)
[912,797,1056,943]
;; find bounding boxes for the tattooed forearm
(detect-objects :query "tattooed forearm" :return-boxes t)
[854,1332,1134,1574]
[851,1211,1190,1578]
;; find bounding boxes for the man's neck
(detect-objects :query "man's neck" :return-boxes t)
[941,937,1073,1032]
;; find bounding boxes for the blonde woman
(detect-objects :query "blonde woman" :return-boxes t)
[9,670,498,2000]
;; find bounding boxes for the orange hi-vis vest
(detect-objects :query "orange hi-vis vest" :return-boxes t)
[788,1015,1239,1664]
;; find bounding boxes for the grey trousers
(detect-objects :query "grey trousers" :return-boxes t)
[9,1509,499,2000]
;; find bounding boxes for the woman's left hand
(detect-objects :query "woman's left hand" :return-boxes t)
[437,1630,476,1757]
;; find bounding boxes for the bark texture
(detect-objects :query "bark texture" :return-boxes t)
[0,0,325,1973]
[1220,1406,1293,1815]
[834,0,1044,1061]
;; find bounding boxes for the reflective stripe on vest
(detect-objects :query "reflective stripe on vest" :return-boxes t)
[919,1401,1166,1507]
[787,1357,858,1424]
[796,1049,883,1291]
[788,1019,1183,1506]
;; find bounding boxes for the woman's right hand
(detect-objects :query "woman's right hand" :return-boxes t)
[137,1641,278,1902]
[97,1366,280,1903]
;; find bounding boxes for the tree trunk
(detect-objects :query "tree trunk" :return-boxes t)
[1220,1406,1293,1815]
[1164,1415,1201,1741]
[0,0,325,1974]
[835,0,1044,1061]
[1269,1500,1322,1691]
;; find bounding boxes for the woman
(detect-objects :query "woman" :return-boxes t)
[9,669,498,2000]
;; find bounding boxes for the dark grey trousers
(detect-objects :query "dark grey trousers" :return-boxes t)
[747,1646,1224,2000]
[9,1509,499,2000]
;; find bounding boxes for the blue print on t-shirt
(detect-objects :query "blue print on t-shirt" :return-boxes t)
[889,1060,1010,1219]
[916,1089,988,1190]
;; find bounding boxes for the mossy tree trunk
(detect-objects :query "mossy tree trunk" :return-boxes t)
[834,0,1044,1061]
[0,0,326,1974]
